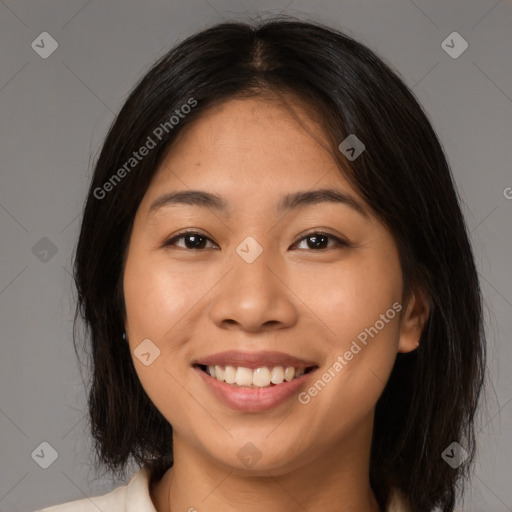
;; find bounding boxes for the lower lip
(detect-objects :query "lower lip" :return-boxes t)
[194,366,316,412]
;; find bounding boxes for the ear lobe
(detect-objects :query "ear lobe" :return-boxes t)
[398,289,430,353]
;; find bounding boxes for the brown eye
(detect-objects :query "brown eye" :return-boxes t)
[293,232,348,250]
[164,232,217,250]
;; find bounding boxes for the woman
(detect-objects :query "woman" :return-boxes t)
[36,17,485,512]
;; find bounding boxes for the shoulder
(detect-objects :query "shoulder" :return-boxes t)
[35,466,156,512]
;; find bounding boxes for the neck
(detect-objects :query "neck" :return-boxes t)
[151,416,381,512]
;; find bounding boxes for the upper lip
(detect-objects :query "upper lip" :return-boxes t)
[193,350,318,370]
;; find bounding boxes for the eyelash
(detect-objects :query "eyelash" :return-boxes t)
[163,230,350,251]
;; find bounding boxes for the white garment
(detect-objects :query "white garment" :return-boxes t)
[35,465,409,511]
[35,466,157,512]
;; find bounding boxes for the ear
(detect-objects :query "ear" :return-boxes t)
[398,288,430,353]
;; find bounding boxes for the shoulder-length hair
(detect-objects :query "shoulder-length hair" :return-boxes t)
[73,17,485,512]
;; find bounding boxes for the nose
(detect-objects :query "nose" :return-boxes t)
[208,244,299,333]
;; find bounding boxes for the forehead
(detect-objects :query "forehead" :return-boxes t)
[141,95,361,212]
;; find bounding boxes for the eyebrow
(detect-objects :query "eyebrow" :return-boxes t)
[148,188,368,217]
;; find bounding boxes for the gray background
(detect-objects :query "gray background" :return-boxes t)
[0,1,510,511]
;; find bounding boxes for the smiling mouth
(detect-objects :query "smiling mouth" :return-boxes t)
[195,364,317,389]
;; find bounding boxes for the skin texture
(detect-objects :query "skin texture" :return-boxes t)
[122,95,429,512]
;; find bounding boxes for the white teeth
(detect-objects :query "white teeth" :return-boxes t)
[235,367,253,386]
[284,367,295,382]
[270,366,284,384]
[224,365,236,384]
[252,367,271,387]
[214,365,224,381]
[205,365,309,388]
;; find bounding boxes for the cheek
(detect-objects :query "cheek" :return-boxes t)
[299,302,402,441]
[296,253,403,426]
[122,248,209,414]
[122,251,196,427]
[293,251,403,346]
[293,249,403,412]
[123,250,193,339]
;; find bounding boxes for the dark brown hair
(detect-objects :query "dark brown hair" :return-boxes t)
[73,17,485,512]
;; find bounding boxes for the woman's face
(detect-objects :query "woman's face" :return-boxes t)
[123,95,425,475]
